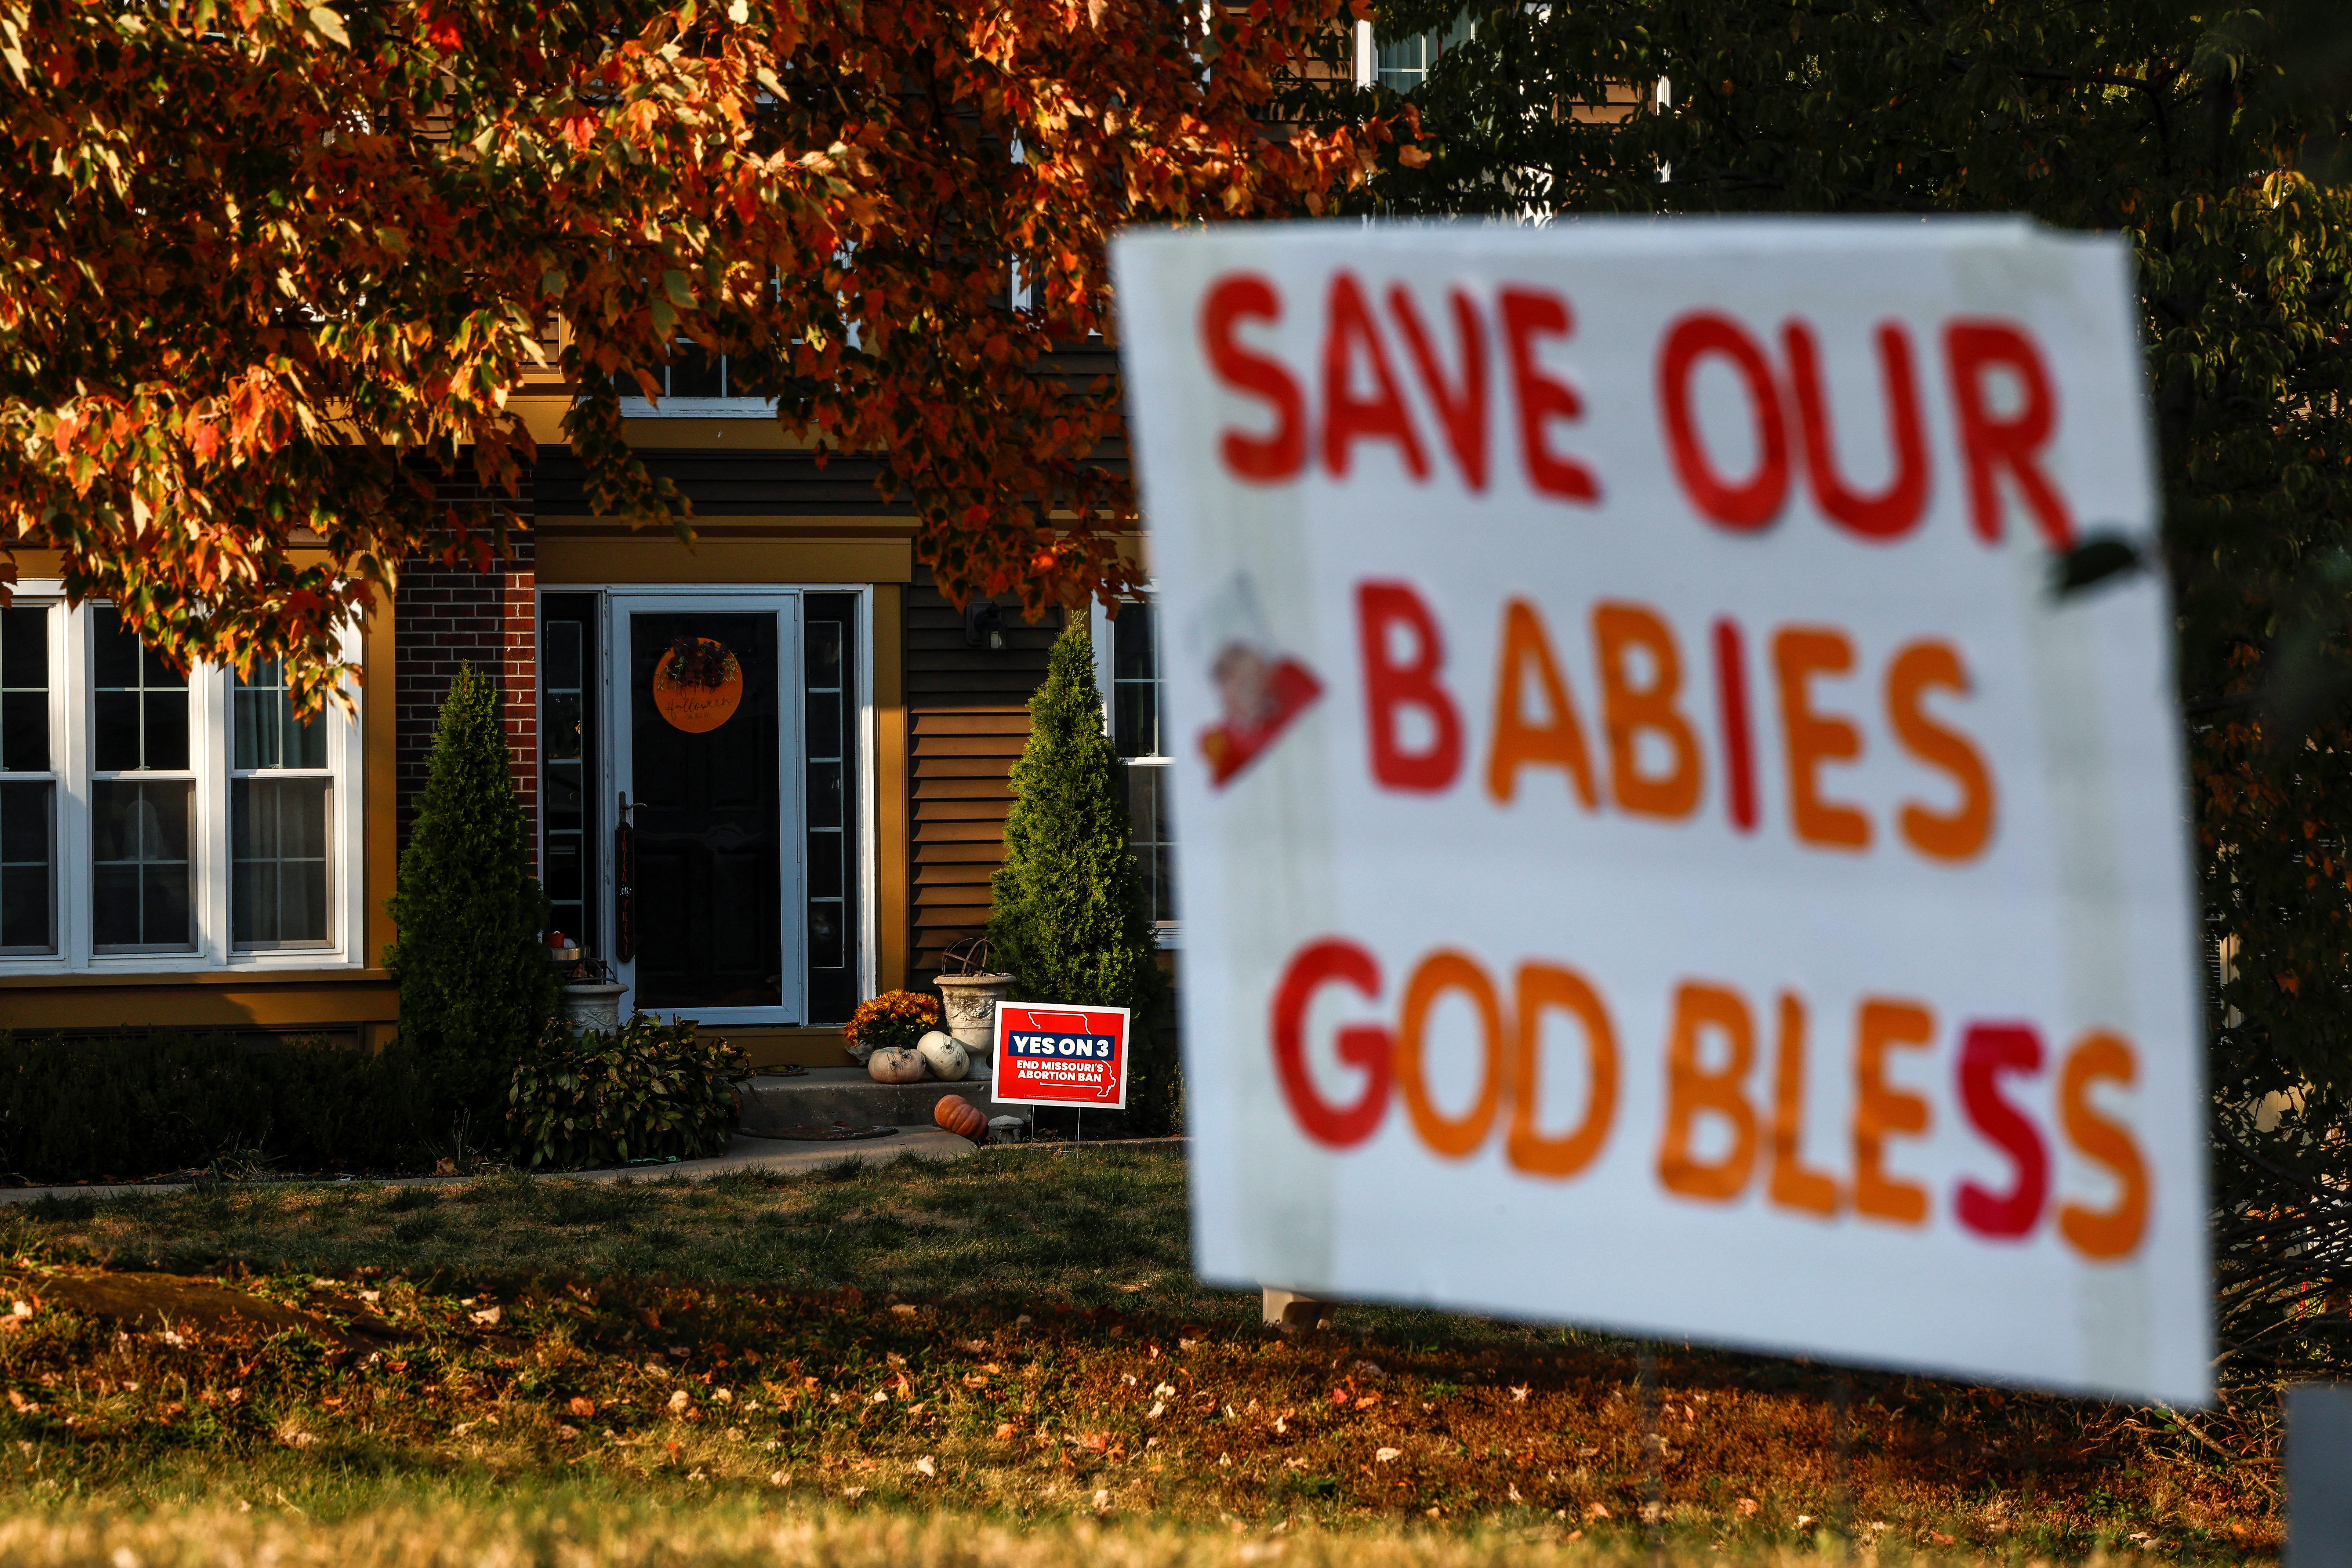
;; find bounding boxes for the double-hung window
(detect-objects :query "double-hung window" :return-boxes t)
[0,589,359,971]
[1093,599,1178,946]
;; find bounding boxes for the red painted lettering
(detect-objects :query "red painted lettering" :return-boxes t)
[1945,321,2073,549]
[1270,939,1393,1148]
[1783,319,1930,541]
[1499,287,1599,503]
[1954,1022,2049,1240]
[1201,274,1306,482]
[1659,312,1789,530]
[1322,272,1428,481]
[1357,581,1465,792]
[1389,284,1490,492]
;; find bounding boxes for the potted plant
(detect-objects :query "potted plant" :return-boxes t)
[841,990,943,1067]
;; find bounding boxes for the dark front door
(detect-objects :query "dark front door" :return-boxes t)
[627,610,784,1011]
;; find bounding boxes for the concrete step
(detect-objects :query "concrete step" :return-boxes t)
[738,1067,1007,1132]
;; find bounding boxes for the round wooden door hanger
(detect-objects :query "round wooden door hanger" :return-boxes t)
[653,636,744,733]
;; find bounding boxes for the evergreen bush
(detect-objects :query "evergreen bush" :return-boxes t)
[0,1030,432,1181]
[385,664,558,1113]
[507,1014,750,1170]
[987,621,1173,1128]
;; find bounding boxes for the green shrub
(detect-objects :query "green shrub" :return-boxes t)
[507,1013,750,1170]
[987,621,1172,1128]
[0,1031,432,1182]
[385,664,559,1113]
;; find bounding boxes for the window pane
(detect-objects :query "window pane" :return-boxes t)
[1112,603,1156,680]
[232,777,330,946]
[807,900,844,969]
[1127,764,1177,927]
[807,758,843,830]
[0,608,48,774]
[808,621,843,688]
[546,621,582,691]
[0,781,52,952]
[234,658,324,770]
[670,342,725,398]
[93,609,187,772]
[547,691,583,764]
[1113,604,1162,758]
[807,829,845,899]
[92,780,193,949]
[804,690,841,757]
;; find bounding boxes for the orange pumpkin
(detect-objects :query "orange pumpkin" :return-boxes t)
[934,1094,988,1143]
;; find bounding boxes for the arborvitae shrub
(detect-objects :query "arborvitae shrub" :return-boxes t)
[0,1031,431,1181]
[385,665,558,1114]
[987,621,1173,1128]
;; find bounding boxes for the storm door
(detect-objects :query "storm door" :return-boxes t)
[608,595,804,1024]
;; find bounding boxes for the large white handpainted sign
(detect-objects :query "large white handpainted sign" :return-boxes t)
[1111,219,2208,1405]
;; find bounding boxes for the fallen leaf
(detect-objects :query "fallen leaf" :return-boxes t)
[1587,1503,1612,1521]
[890,1304,917,1317]
[1093,1487,1112,1511]
[1927,1531,1957,1546]
[1148,1401,1166,1418]
[914,1455,937,1477]
[768,1470,790,1486]
[1738,1498,1759,1517]
[1510,1385,1530,1402]
[667,1389,690,1414]
[1509,1484,1525,1502]
[568,1397,596,1419]
[469,1306,502,1327]
[1376,1447,1401,1463]
[994,1423,1018,1439]
[1797,1515,1817,1530]
[842,1486,866,1499]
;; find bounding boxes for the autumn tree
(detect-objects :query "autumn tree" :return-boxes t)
[0,0,1390,708]
[1361,0,2352,1375]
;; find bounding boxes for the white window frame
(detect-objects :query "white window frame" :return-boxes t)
[1091,595,1180,950]
[0,584,366,976]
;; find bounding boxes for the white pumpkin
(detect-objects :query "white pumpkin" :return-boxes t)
[915,1029,969,1082]
[867,1045,929,1084]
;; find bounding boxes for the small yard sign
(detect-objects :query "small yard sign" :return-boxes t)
[1111,218,2209,1405]
[993,1003,1131,1110]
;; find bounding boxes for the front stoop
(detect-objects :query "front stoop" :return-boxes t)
[738,1067,1005,1131]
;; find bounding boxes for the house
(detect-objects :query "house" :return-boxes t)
[0,332,1176,1064]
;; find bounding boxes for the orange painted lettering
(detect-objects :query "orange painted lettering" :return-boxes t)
[1487,599,1599,808]
[1773,626,1870,851]
[1853,998,1934,1226]
[1396,951,1504,1160]
[1658,982,1757,1202]
[1768,990,1842,1217]
[1886,640,1994,862]
[2058,1031,2149,1259]
[1593,603,1702,819]
[1508,963,1617,1179]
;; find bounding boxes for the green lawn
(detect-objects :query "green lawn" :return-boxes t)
[0,1147,2281,1565]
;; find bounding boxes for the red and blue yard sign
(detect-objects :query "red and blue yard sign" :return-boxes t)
[993,1002,1130,1110]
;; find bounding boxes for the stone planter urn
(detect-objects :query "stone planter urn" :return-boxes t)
[561,982,629,1033]
[934,971,1013,1060]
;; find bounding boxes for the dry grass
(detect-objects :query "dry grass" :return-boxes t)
[0,1504,2200,1568]
[0,1148,2283,1564]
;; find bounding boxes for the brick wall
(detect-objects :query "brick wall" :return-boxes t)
[392,472,539,864]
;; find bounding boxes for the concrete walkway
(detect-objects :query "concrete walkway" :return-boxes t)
[0,1125,977,1205]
